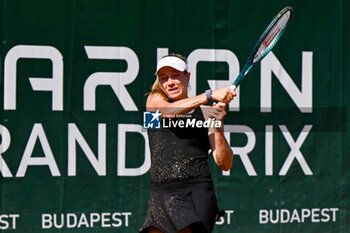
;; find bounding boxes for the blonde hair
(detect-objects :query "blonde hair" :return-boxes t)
[149,53,187,99]
[150,78,168,99]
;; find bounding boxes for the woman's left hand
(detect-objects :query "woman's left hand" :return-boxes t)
[208,102,227,122]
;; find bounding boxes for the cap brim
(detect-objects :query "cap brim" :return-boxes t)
[155,56,188,75]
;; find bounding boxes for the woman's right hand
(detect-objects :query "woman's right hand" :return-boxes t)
[211,87,236,104]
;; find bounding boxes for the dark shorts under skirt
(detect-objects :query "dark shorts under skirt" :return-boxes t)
[139,181,222,233]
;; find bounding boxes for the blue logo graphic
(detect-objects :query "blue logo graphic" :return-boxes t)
[143,110,161,129]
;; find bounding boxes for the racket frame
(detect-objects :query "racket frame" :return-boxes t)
[230,6,293,90]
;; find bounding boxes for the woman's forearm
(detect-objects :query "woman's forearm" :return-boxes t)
[212,130,234,171]
[147,93,208,118]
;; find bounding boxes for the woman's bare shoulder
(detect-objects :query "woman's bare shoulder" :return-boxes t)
[146,92,168,110]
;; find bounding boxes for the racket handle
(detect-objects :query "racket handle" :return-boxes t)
[230,85,237,90]
[214,85,236,106]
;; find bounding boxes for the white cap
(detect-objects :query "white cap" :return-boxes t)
[155,56,188,76]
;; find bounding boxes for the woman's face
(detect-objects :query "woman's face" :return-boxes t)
[158,66,190,101]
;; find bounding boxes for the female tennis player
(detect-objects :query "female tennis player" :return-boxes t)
[139,54,235,233]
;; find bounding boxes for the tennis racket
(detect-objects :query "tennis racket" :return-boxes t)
[230,6,293,90]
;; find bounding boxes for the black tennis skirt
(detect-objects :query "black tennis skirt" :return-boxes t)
[139,181,223,233]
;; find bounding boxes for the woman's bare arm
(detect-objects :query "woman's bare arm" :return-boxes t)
[146,88,235,118]
[202,104,234,171]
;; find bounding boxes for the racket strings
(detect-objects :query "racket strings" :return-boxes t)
[253,10,291,63]
[266,12,290,48]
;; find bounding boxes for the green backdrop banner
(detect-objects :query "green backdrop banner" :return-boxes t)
[0,0,348,232]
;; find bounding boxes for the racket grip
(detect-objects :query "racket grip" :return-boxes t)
[230,84,237,90]
[215,85,236,106]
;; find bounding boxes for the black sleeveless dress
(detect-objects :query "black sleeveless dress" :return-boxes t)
[139,107,221,233]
